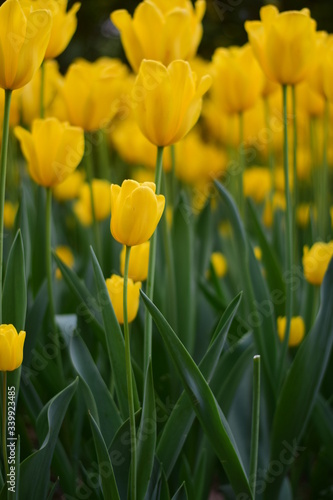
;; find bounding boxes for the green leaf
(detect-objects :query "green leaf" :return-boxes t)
[90,246,139,419]
[69,332,122,446]
[172,192,195,354]
[14,189,31,278]
[196,201,213,278]
[157,293,242,477]
[247,198,285,316]
[171,482,188,500]
[24,280,48,367]
[267,259,333,498]
[19,379,78,500]
[31,186,46,296]
[2,230,26,331]
[141,291,252,498]
[108,410,142,499]
[312,395,333,465]
[137,359,156,499]
[89,413,120,500]
[52,251,106,349]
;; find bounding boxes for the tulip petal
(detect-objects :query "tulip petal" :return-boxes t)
[133,2,164,61]
[14,125,44,185]
[53,126,84,184]
[0,334,11,371]
[111,184,121,215]
[111,9,143,73]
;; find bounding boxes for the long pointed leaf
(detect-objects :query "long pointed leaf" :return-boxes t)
[141,290,252,498]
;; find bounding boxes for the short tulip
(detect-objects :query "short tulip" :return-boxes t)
[0,0,52,90]
[133,59,211,146]
[303,241,333,285]
[15,118,84,188]
[0,324,26,371]
[106,275,141,324]
[277,316,305,347]
[245,5,317,85]
[111,180,165,247]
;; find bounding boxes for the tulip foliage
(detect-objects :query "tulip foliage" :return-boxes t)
[0,1,333,499]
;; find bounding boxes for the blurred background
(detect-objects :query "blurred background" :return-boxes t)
[53,0,333,71]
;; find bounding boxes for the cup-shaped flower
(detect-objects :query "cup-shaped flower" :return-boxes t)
[245,5,317,85]
[3,201,18,229]
[277,316,305,347]
[303,241,333,285]
[0,324,26,371]
[111,0,205,73]
[55,245,74,280]
[74,179,111,226]
[210,252,228,278]
[53,170,85,202]
[14,118,84,188]
[106,274,141,324]
[0,0,52,90]
[111,180,165,247]
[133,59,211,146]
[62,58,128,132]
[211,44,264,114]
[19,0,81,60]
[120,242,150,282]
[323,37,333,102]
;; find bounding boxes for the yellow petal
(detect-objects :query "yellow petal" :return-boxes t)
[0,0,26,88]
[0,333,11,371]
[111,9,143,73]
[53,125,84,184]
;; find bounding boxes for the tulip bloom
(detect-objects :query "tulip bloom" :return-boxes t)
[74,180,111,226]
[133,59,211,147]
[243,167,271,203]
[15,118,84,187]
[106,275,141,324]
[55,246,74,280]
[3,201,18,230]
[120,242,150,282]
[323,37,333,102]
[303,241,333,285]
[210,252,228,278]
[19,0,81,60]
[0,0,52,90]
[0,324,26,371]
[111,180,165,247]
[245,5,317,85]
[53,170,85,202]
[277,316,305,347]
[111,0,205,73]
[211,44,264,114]
[62,58,128,132]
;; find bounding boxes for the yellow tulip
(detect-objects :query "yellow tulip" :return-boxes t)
[111,0,205,73]
[211,44,264,114]
[303,241,333,285]
[0,89,21,127]
[277,316,305,347]
[55,245,74,280]
[111,180,165,247]
[323,37,333,102]
[74,180,111,225]
[62,58,128,132]
[15,118,84,188]
[243,167,271,203]
[210,252,228,278]
[0,0,52,90]
[296,204,311,228]
[307,32,330,98]
[106,274,141,324]
[245,5,317,85]
[133,59,211,147]
[120,242,150,282]
[254,246,262,261]
[19,0,80,60]
[20,60,64,126]
[296,82,325,119]
[0,324,26,371]
[53,170,85,202]
[3,201,18,229]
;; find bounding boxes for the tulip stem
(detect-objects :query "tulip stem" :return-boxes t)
[123,245,137,500]
[2,372,9,478]
[40,61,45,119]
[144,146,164,368]
[85,134,101,263]
[277,85,293,387]
[0,89,12,324]
[46,188,64,384]
[238,111,245,218]
[292,85,298,211]
[249,355,261,498]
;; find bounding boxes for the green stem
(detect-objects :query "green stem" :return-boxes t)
[85,134,101,262]
[40,61,45,118]
[249,355,261,498]
[320,100,330,239]
[2,372,9,478]
[123,246,136,500]
[0,89,12,323]
[46,188,64,382]
[144,146,164,369]
[264,98,274,195]
[238,111,245,218]
[277,85,293,387]
[292,85,298,211]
